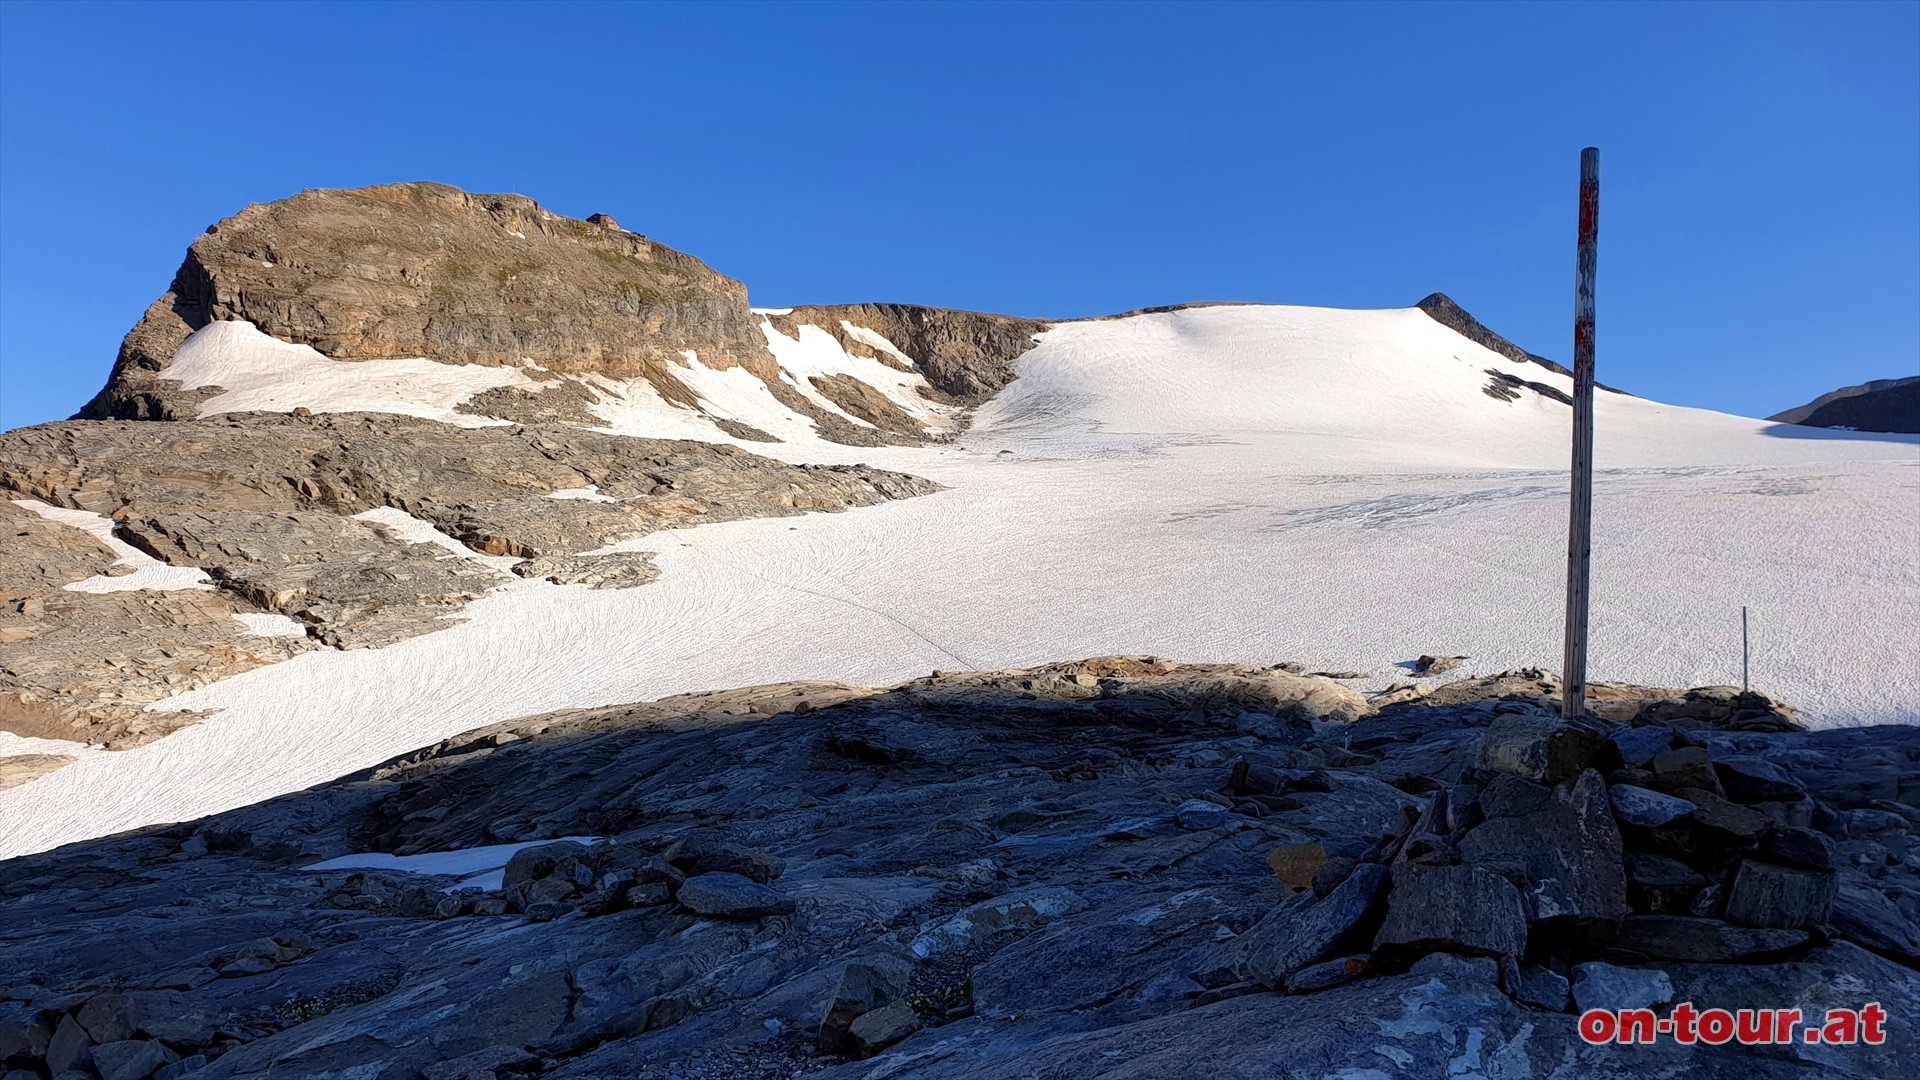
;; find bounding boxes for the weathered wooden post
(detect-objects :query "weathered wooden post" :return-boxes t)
[1742,606,1751,691]
[1563,148,1599,720]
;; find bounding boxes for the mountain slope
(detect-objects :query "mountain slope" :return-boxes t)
[1772,377,1920,434]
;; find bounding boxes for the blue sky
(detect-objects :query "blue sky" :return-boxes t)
[1,0,1914,430]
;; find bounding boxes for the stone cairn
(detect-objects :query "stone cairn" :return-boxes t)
[1226,705,1839,1009]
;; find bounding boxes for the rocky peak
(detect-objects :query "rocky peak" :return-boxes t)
[79,182,768,421]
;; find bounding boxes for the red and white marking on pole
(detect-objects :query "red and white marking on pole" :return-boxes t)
[1563,147,1599,720]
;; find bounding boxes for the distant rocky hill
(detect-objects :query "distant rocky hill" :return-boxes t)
[1770,376,1920,434]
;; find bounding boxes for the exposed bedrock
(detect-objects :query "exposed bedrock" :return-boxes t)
[0,412,939,747]
[0,660,1910,1078]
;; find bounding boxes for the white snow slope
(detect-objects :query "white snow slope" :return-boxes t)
[3,304,1915,858]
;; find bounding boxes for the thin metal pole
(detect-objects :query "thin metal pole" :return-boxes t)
[1742,606,1750,691]
[1563,148,1599,720]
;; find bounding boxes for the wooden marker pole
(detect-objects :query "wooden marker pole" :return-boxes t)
[1742,606,1750,691]
[1563,148,1599,720]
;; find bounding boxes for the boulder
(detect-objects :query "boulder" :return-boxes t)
[676,872,795,918]
[1174,800,1229,831]
[1284,954,1371,993]
[44,1015,93,1075]
[1244,864,1391,986]
[501,840,592,890]
[847,1002,921,1058]
[0,1003,53,1060]
[1723,860,1835,929]
[1570,962,1673,1012]
[1610,727,1674,768]
[1675,787,1769,845]
[1651,747,1723,797]
[1714,757,1806,802]
[1373,863,1527,961]
[820,952,915,1056]
[1761,826,1836,869]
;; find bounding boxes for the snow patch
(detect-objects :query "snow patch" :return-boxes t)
[302,836,602,893]
[352,507,523,572]
[547,485,618,503]
[232,612,308,638]
[13,500,212,593]
[161,320,537,427]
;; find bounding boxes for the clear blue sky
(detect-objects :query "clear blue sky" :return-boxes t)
[1,0,1915,430]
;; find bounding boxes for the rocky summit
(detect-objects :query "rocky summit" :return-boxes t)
[2,659,1916,1079]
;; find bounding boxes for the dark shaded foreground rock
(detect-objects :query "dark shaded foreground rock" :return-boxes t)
[1,661,1915,1079]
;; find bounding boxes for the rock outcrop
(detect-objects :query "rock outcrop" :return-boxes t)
[765,304,1049,406]
[3,658,1913,1078]
[0,412,939,747]
[79,183,767,422]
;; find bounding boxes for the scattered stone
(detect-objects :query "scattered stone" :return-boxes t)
[501,840,592,890]
[847,1001,922,1058]
[1283,954,1371,993]
[820,953,914,1056]
[1570,962,1673,1013]
[1413,655,1465,676]
[1174,800,1228,831]
[1609,785,1695,828]
[676,873,795,919]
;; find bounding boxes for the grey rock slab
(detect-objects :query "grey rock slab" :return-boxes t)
[1762,825,1837,869]
[91,1039,177,1080]
[675,872,795,918]
[972,886,1265,1017]
[1715,756,1807,802]
[1374,862,1528,961]
[1609,784,1696,827]
[1832,881,1920,960]
[847,1001,921,1058]
[1570,961,1674,1013]
[1612,916,1808,961]
[1477,714,1610,784]
[1242,863,1391,987]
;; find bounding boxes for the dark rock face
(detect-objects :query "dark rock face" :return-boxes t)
[766,303,1050,406]
[1417,292,1627,393]
[3,665,1917,1078]
[79,183,769,421]
[1769,375,1920,432]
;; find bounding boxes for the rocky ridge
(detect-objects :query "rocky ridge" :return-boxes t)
[2,659,1914,1079]
[1770,377,1920,435]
